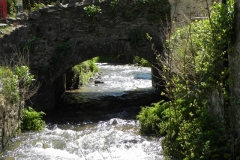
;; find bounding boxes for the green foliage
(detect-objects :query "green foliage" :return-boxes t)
[0,65,35,104]
[23,0,55,11]
[110,0,121,16]
[6,0,54,15]
[0,67,19,104]
[15,65,35,98]
[138,1,239,159]
[84,4,102,22]
[31,3,46,11]
[21,107,45,131]
[20,37,40,53]
[137,101,166,135]
[6,0,16,16]
[133,56,150,67]
[72,59,99,87]
[0,25,13,37]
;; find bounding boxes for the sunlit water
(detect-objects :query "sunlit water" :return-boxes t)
[75,63,153,98]
[1,64,164,160]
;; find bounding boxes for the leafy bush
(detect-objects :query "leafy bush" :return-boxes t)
[7,0,16,16]
[0,67,19,104]
[138,0,240,159]
[21,107,45,131]
[137,101,166,135]
[84,4,102,22]
[0,65,35,104]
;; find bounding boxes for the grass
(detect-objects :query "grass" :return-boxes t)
[0,25,15,37]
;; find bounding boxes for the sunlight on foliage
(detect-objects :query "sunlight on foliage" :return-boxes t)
[21,107,45,131]
[72,59,99,88]
[0,66,35,104]
[137,0,239,159]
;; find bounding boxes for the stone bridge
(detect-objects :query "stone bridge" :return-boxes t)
[0,0,216,111]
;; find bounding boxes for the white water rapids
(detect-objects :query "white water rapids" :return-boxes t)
[1,64,164,160]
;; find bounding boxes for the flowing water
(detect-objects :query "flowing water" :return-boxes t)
[1,63,164,160]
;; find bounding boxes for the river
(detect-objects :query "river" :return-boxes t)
[1,63,164,160]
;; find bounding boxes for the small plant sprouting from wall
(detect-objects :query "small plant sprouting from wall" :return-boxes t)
[110,0,121,16]
[84,4,102,22]
[109,0,139,22]
[19,37,40,53]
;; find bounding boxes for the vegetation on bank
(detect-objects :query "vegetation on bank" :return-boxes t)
[0,52,45,132]
[70,54,150,89]
[138,1,240,159]
[133,56,150,67]
[0,25,13,38]
[68,54,150,90]
[71,59,99,88]
[21,107,45,131]
[93,55,150,67]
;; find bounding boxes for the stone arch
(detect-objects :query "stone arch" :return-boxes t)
[0,0,170,110]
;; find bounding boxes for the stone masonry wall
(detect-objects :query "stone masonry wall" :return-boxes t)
[230,0,240,139]
[0,0,170,111]
[0,95,22,153]
[169,0,220,24]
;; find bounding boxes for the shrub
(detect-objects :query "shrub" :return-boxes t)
[137,0,240,159]
[7,0,16,16]
[137,101,166,135]
[0,67,19,104]
[84,4,102,22]
[0,65,35,104]
[21,107,45,131]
